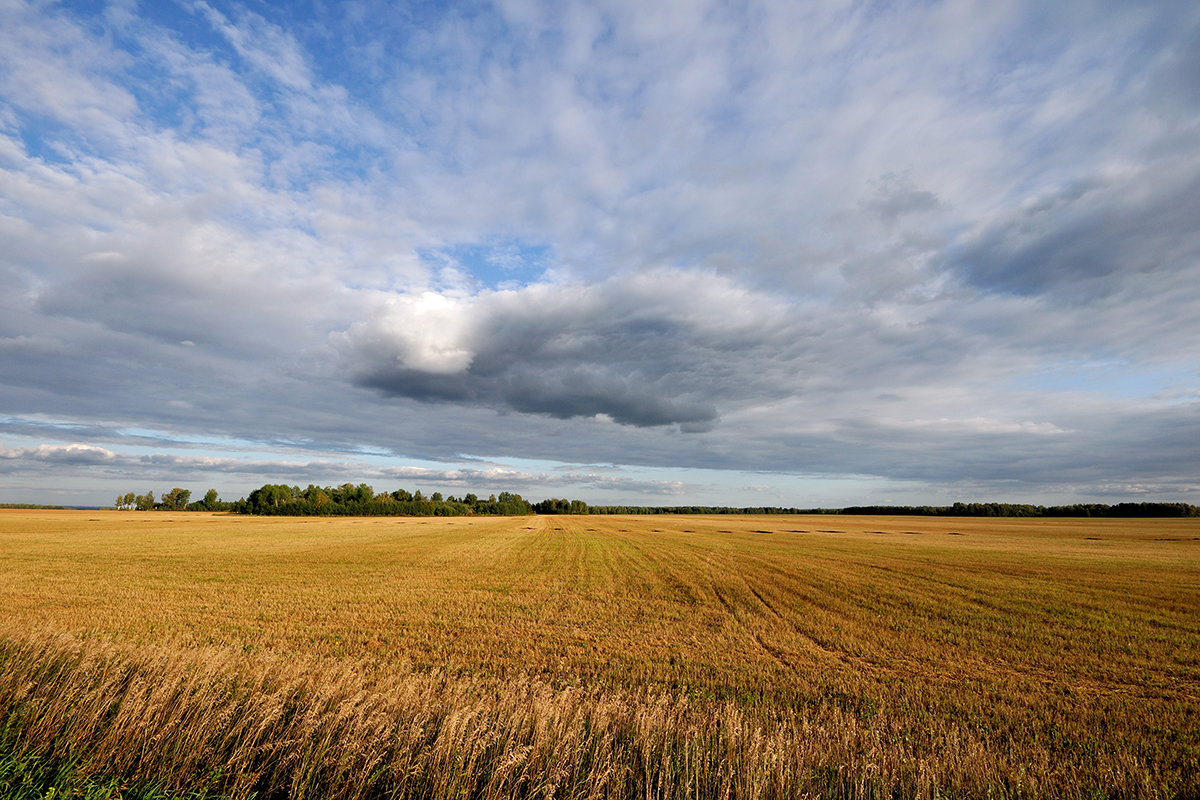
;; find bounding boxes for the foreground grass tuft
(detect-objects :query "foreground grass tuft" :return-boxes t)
[1,627,1191,799]
[0,731,212,800]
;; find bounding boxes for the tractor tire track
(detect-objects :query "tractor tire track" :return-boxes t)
[707,569,796,673]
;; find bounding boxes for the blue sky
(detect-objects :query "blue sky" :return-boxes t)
[1,0,1198,507]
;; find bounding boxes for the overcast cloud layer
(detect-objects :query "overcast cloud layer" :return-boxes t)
[2,0,1198,507]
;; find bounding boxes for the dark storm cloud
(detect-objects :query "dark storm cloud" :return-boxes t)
[824,406,1200,488]
[951,163,1200,299]
[358,369,475,404]
[498,366,717,429]
[860,172,941,225]
[358,365,719,429]
[36,263,248,354]
[337,271,784,430]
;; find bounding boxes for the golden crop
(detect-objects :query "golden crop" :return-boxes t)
[1,510,1197,798]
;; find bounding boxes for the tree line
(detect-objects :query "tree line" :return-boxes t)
[536,499,1200,517]
[114,484,535,516]
[537,501,1200,520]
[535,499,820,515]
[113,487,1199,518]
[837,501,1200,517]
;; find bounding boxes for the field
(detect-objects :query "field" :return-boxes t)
[1,510,1198,798]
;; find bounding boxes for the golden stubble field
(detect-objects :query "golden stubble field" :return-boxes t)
[1,509,1198,799]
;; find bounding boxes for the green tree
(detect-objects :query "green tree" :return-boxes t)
[246,484,298,513]
[161,488,191,510]
[134,491,155,511]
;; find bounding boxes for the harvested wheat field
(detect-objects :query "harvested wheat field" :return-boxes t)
[1,509,1198,799]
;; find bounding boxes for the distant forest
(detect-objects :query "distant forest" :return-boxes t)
[103,485,1200,518]
[561,500,1200,517]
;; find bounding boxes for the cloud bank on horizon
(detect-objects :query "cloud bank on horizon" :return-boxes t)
[1,0,1198,507]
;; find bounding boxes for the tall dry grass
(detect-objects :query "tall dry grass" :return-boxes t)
[1,511,1198,798]
[0,624,1185,799]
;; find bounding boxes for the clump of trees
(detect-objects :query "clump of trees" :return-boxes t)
[237,484,534,517]
[534,498,591,514]
[114,491,155,511]
[115,489,230,511]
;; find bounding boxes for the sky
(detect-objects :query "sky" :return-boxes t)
[1,0,1198,508]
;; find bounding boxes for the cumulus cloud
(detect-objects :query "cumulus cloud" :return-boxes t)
[335,268,802,429]
[0,443,118,466]
[343,292,476,376]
